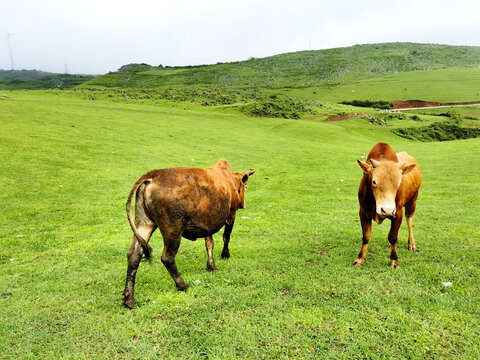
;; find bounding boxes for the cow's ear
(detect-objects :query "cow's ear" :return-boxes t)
[241,169,255,183]
[399,162,416,175]
[357,160,372,174]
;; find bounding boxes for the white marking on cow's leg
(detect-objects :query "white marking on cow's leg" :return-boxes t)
[405,192,418,251]
[205,236,216,271]
[406,216,417,251]
[134,226,155,253]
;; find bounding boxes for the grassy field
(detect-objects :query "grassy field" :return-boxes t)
[283,68,480,103]
[1,91,480,359]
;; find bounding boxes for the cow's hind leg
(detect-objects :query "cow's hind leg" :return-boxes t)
[388,209,403,268]
[159,228,189,291]
[405,192,419,251]
[123,224,156,309]
[205,236,217,271]
[221,216,235,259]
[353,210,372,266]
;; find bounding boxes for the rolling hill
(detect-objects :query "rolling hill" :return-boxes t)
[81,42,480,91]
[0,69,95,90]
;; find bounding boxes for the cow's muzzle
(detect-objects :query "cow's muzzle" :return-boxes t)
[378,205,396,218]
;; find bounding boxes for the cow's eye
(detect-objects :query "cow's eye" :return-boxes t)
[373,180,377,186]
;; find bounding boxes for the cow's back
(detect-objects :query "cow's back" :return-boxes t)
[367,142,398,162]
[144,167,234,239]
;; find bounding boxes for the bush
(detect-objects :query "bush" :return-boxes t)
[240,95,320,119]
[367,112,407,126]
[410,115,423,121]
[392,122,480,141]
[341,100,393,109]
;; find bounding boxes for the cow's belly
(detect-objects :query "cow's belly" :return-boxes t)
[183,221,225,240]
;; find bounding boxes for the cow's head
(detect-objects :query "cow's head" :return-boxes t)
[233,169,255,209]
[357,159,415,217]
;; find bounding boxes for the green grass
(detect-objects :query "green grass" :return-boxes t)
[289,68,480,103]
[1,91,480,359]
[137,68,190,77]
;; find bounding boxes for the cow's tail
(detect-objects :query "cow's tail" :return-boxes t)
[126,176,153,261]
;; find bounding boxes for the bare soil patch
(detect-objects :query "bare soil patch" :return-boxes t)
[393,100,480,109]
[325,115,354,122]
[393,100,442,109]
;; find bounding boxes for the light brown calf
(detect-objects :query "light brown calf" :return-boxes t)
[354,142,422,268]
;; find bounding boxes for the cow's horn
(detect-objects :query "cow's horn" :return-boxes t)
[370,159,381,168]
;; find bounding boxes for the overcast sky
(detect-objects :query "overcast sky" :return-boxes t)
[1,0,479,74]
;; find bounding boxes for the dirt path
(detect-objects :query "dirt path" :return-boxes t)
[393,103,480,111]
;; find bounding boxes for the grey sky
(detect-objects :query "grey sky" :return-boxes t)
[1,0,479,74]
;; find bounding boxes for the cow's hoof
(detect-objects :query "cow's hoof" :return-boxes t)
[176,283,190,292]
[206,264,217,272]
[408,245,417,252]
[221,251,230,259]
[353,258,364,266]
[389,260,399,269]
[123,297,136,309]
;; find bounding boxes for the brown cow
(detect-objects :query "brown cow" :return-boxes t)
[354,142,421,268]
[122,159,255,308]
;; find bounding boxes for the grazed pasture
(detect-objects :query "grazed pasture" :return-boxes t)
[0,91,479,359]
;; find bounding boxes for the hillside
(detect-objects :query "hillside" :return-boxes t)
[0,69,95,90]
[82,43,480,89]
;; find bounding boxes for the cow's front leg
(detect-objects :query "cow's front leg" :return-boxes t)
[388,209,403,268]
[205,235,217,271]
[161,234,189,291]
[221,216,235,259]
[405,216,416,251]
[405,192,418,251]
[123,224,156,309]
[353,210,372,266]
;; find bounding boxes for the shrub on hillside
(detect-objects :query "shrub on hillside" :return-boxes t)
[392,122,480,141]
[340,100,393,109]
[240,95,320,119]
[438,111,462,125]
[410,115,424,121]
[367,112,407,126]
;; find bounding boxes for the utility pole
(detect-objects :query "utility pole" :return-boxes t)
[7,33,15,70]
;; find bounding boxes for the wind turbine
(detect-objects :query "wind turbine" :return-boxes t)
[7,33,15,70]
